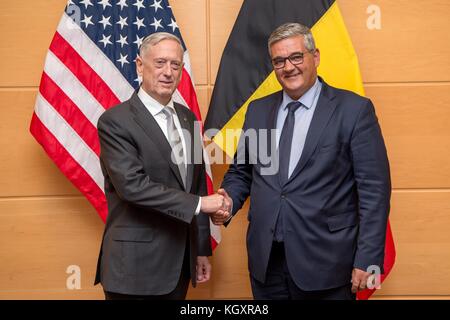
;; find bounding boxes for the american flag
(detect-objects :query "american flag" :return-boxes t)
[30,0,221,248]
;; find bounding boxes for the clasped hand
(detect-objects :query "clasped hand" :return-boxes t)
[201,189,232,225]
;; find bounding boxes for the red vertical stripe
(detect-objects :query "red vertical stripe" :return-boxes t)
[178,69,203,124]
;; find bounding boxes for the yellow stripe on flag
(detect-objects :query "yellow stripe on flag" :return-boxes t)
[314,2,365,96]
[212,72,281,158]
[213,2,364,158]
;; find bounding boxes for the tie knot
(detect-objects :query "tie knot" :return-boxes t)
[286,101,302,113]
[161,107,174,118]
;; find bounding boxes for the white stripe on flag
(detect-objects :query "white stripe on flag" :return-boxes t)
[34,93,104,190]
[183,51,194,83]
[210,222,222,244]
[44,51,105,127]
[173,88,189,108]
[57,13,134,102]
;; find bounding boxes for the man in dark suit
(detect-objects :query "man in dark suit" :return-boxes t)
[215,23,391,300]
[94,32,227,300]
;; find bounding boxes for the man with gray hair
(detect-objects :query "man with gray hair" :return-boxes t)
[94,32,227,299]
[218,22,391,299]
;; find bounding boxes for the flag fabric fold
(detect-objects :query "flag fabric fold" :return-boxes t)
[206,0,395,299]
[30,0,220,248]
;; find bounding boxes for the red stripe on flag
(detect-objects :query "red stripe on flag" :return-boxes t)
[49,32,120,110]
[178,69,203,123]
[30,113,108,222]
[39,72,101,155]
[210,233,219,250]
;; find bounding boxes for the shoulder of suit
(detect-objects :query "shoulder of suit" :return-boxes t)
[174,102,197,121]
[247,91,282,112]
[324,83,373,115]
[98,98,133,125]
[324,83,369,104]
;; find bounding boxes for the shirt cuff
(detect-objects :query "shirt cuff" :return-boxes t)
[195,196,201,215]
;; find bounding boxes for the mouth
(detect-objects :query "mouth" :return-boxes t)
[159,80,174,87]
[284,73,302,79]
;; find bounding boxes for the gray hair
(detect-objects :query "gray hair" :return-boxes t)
[268,23,316,55]
[139,32,183,58]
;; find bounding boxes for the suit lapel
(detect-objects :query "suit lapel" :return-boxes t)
[287,81,337,184]
[130,92,185,189]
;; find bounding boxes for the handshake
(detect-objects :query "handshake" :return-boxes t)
[200,188,233,225]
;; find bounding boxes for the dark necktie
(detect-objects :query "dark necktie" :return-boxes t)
[162,107,186,189]
[274,101,302,242]
[278,101,302,184]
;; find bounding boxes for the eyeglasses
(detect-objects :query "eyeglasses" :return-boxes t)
[271,51,311,69]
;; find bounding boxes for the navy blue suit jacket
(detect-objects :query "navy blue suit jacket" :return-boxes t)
[221,78,391,291]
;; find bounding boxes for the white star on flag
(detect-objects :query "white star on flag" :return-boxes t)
[81,14,94,28]
[116,16,128,30]
[97,0,111,10]
[168,18,178,32]
[117,53,129,67]
[80,0,93,9]
[133,0,145,11]
[150,0,163,12]
[150,17,163,31]
[99,34,112,48]
[134,35,144,48]
[133,17,145,30]
[117,0,128,10]
[99,15,112,29]
[116,34,128,48]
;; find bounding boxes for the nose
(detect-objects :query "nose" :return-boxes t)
[162,61,173,77]
[283,58,296,71]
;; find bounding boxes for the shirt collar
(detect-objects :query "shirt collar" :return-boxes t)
[137,87,175,116]
[282,77,320,110]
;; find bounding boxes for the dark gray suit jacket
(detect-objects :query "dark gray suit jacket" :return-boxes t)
[94,92,212,295]
[221,78,391,291]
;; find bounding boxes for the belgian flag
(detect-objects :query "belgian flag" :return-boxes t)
[205,0,396,299]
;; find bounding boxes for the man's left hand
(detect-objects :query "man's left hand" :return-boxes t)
[351,268,371,293]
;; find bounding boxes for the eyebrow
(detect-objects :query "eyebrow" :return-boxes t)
[272,52,303,59]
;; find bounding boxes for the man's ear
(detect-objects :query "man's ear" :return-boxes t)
[313,48,320,68]
[135,55,143,76]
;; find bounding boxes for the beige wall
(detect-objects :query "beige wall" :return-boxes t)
[0,0,449,299]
